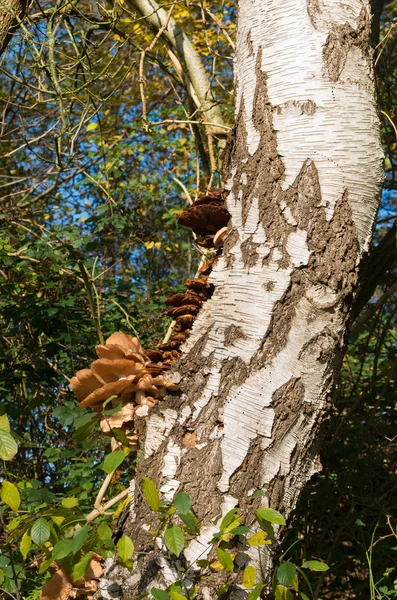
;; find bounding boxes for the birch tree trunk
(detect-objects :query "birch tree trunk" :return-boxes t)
[99,1,384,597]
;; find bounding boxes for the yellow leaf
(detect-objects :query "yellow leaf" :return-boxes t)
[242,565,256,589]
[154,242,161,249]
[1,481,20,512]
[144,241,155,249]
[210,560,224,571]
[51,516,65,526]
[247,531,271,546]
[20,531,32,560]
[86,122,99,132]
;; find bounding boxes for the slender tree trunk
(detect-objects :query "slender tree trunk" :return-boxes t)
[99,1,384,598]
[0,0,26,55]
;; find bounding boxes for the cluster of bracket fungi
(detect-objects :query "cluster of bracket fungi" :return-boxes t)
[70,190,230,446]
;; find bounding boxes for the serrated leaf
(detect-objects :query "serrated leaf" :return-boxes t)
[117,535,134,562]
[101,450,125,474]
[62,497,79,508]
[180,512,200,535]
[301,560,329,572]
[72,552,93,581]
[275,585,294,600]
[164,525,185,557]
[0,414,10,432]
[142,477,160,511]
[247,531,271,546]
[220,508,238,530]
[255,507,285,525]
[1,481,20,512]
[20,531,32,560]
[174,492,192,514]
[31,518,50,545]
[247,583,263,600]
[277,563,297,587]
[151,588,169,600]
[243,565,256,589]
[0,430,17,461]
[52,539,74,560]
[216,548,234,572]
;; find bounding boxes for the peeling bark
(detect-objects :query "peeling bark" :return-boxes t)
[97,1,383,598]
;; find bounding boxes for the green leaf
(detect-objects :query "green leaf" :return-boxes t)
[277,563,297,587]
[0,414,10,432]
[97,523,113,541]
[20,531,32,560]
[249,490,265,498]
[229,526,250,535]
[117,535,135,562]
[142,477,160,511]
[196,560,210,568]
[31,518,50,545]
[62,497,79,508]
[174,492,192,515]
[72,552,93,582]
[164,525,185,557]
[71,525,89,554]
[180,512,200,535]
[151,588,169,600]
[243,565,256,589]
[1,481,20,512]
[101,450,125,474]
[216,548,234,572]
[300,594,310,600]
[275,585,294,600]
[301,560,329,572]
[217,584,228,596]
[255,508,285,525]
[220,508,238,530]
[103,403,123,416]
[39,557,53,574]
[74,419,96,443]
[247,583,263,600]
[169,593,187,600]
[52,539,74,560]
[0,430,17,461]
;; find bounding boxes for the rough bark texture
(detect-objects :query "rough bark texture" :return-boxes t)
[0,0,26,55]
[97,1,383,598]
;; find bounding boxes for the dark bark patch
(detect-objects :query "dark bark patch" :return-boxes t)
[241,236,260,269]
[271,377,305,442]
[229,436,265,516]
[175,440,223,522]
[323,9,371,81]
[224,324,247,347]
[219,357,248,399]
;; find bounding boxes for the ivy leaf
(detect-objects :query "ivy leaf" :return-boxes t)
[255,508,285,525]
[117,535,135,562]
[164,525,185,557]
[31,518,50,545]
[277,563,297,587]
[174,492,192,515]
[247,583,263,600]
[1,481,20,512]
[247,531,271,546]
[100,450,125,474]
[243,565,256,589]
[142,477,160,511]
[20,531,32,560]
[216,548,234,572]
[275,585,294,600]
[0,430,17,461]
[301,560,329,572]
[72,552,93,582]
[151,589,169,600]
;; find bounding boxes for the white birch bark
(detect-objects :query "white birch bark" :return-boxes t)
[98,1,384,598]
